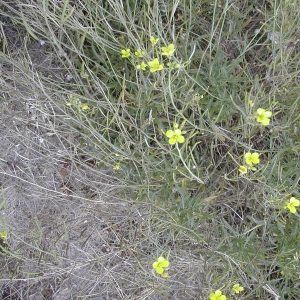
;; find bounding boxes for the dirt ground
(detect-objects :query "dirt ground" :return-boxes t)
[0,20,139,300]
[0,77,139,299]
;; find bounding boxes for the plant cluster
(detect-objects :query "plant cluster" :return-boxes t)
[1,0,300,299]
[121,36,180,72]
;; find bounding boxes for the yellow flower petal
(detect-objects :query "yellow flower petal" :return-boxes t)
[173,129,182,135]
[177,135,185,143]
[260,117,270,125]
[155,266,164,274]
[160,260,169,268]
[166,130,175,138]
[251,152,260,164]
[168,137,177,145]
[290,197,300,206]
[288,205,297,213]
[256,108,265,115]
[150,36,159,45]
[264,111,272,118]
[238,166,247,174]
[244,153,253,165]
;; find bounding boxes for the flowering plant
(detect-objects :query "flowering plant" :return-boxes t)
[256,108,272,125]
[244,152,260,165]
[285,197,300,213]
[209,290,227,300]
[134,48,145,58]
[165,128,185,145]
[231,283,244,294]
[161,44,175,59]
[238,165,247,175]
[136,62,147,70]
[152,256,169,277]
[120,48,131,58]
[150,36,159,45]
[148,58,164,72]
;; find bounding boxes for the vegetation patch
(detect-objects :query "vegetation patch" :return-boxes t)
[1,0,300,298]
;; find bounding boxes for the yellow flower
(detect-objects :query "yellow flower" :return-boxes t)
[150,36,159,45]
[134,49,145,58]
[152,256,170,275]
[231,283,244,294]
[80,103,89,110]
[120,48,131,58]
[248,100,254,107]
[165,129,185,145]
[161,44,175,59]
[285,197,300,213]
[238,165,247,175]
[136,62,147,70]
[113,163,120,170]
[66,95,80,106]
[256,108,272,125]
[167,61,180,69]
[0,231,7,241]
[147,58,163,72]
[209,290,227,300]
[244,152,260,165]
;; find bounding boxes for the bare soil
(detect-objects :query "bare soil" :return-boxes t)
[0,18,135,300]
